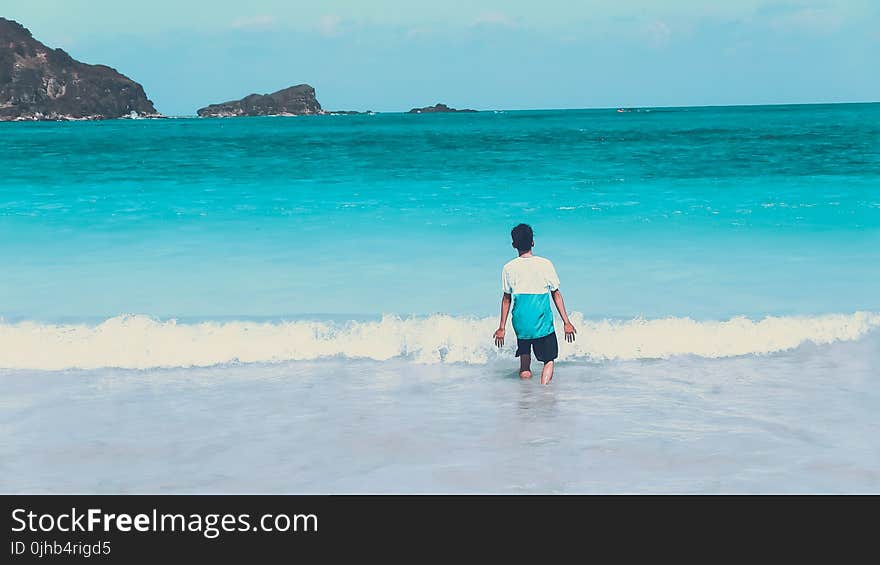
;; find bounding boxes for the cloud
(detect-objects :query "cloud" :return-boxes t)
[768,7,844,35]
[645,21,672,47]
[231,15,276,30]
[470,11,516,28]
[317,14,343,37]
[406,26,431,39]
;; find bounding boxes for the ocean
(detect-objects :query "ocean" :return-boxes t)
[1,103,878,492]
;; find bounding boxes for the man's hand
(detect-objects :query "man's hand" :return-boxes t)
[494,327,505,348]
[563,322,577,343]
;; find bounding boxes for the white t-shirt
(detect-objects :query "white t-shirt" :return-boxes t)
[501,256,560,339]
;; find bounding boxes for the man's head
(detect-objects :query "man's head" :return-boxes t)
[511,223,534,253]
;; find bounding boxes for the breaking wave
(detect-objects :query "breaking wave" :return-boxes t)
[1,311,878,370]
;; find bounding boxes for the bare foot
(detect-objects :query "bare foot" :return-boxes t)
[519,353,532,379]
[540,361,554,385]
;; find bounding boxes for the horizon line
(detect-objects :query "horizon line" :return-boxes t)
[161,99,879,118]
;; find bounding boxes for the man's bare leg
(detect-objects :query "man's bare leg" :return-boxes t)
[540,360,554,385]
[519,354,532,379]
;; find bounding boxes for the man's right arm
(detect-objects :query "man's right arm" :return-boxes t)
[495,293,511,347]
[551,289,576,343]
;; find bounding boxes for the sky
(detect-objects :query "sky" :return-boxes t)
[3,0,878,115]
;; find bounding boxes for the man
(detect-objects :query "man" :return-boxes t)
[494,223,576,385]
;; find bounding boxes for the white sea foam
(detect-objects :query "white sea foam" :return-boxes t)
[1,312,878,370]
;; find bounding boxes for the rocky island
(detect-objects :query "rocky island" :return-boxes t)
[327,110,375,115]
[196,84,323,117]
[0,18,159,121]
[408,103,477,114]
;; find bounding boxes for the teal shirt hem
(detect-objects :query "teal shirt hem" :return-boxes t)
[511,293,555,340]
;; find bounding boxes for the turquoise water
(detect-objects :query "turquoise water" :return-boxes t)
[2,103,879,493]
[2,104,878,325]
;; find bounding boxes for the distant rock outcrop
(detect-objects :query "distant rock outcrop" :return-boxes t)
[407,103,477,114]
[197,84,323,117]
[326,110,375,115]
[0,18,159,121]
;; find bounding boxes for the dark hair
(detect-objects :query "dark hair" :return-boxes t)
[511,223,534,253]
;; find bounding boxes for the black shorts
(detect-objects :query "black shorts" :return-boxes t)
[515,331,558,363]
